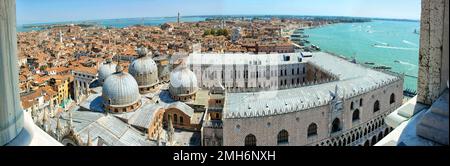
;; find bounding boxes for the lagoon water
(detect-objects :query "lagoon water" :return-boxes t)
[304,20,420,91]
[17,16,208,32]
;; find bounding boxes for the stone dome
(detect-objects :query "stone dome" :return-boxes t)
[169,65,198,101]
[129,48,159,94]
[102,66,141,113]
[98,59,117,85]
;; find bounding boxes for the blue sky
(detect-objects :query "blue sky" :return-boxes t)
[16,0,421,24]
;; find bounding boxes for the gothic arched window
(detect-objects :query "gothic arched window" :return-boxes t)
[307,123,318,137]
[332,118,341,133]
[390,93,395,104]
[245,134,257,146]
[353,109,360,121]
[373,100,380,113]
[277,130,289,145]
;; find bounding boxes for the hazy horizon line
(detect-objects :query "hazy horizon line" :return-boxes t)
[18,14,420,26]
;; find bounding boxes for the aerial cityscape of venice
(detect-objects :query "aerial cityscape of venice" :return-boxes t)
[0,0,448,147]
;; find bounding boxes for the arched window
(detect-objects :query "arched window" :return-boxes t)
[371,136,377,146]
[390,93,395,104]
[307,123,318,137]
[179,116,183,124]
[364,140,370,146]
[352,109,360,121]
[378,132,383,141]
[373,100,380,113]
[277,130,289,145]
[245,134,257,146]
[331,118,341,133]
[350,102,354,110]
[360,98,363,107]
[174,114,178,123]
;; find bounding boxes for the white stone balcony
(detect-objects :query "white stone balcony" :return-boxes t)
[376,90,448,146]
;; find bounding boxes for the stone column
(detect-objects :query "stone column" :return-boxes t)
[415,0,449,146]
[417,0,449,105]
[0,0,24,145]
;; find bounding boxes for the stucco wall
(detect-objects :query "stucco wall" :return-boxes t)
[223,79,403,146]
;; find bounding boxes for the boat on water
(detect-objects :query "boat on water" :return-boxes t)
[394,60,401,63]
[373,65,392,70]
[365,62,375,65]
[372,43,390,47]
[311,45,321,51]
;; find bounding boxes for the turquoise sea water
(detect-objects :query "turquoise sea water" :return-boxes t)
[304,20,420,91]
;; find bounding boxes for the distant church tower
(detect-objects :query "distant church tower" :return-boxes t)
[177,12,180,24]
[59,30,63,43]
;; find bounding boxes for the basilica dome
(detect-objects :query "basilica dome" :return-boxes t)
[98,59,117,85]
[102,65,141,113]
[129,48,159,94]
[169,64,198,102]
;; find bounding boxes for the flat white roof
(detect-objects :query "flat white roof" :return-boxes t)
[224,52,402,119]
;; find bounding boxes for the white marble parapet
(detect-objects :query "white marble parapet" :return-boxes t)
[384,96,428,128]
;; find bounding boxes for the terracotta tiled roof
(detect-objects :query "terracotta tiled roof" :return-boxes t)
[73,66,98,75]
[34,76,50,84]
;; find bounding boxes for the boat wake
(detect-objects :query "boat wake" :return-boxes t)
[373,45,417,51]
[395,60,417,67]
[402,40,418,47]
[374,40,388,45]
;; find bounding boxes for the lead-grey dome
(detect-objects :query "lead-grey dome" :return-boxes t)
[98,59,117,85]
[169,65,198,98]
[129,48,159,91]
[102,70,141,107]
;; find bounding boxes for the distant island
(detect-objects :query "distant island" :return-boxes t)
[18,15,374,31]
